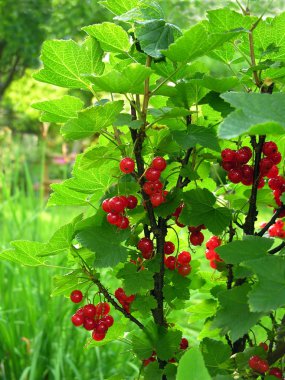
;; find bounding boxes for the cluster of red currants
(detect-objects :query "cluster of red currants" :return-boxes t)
[248,343,283,378]
[114,287,135,314]
[70,290,114,341]
[142,156,168,207]
[221,146,253,185]
[101,195,138,229]
[268,219,285,238]
[164,248,192,277]
[205,236,223,269]
[143,337,189,367]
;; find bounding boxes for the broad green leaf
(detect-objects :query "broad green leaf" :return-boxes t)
[172,125,220,152]
[177,347,211,380]
[218,92,285,139]
[115,1,164,22]
[199,76,239,93]
[48,184,93,207]
[171,80,210,108]
[245,256,285,312]
[0,247,45,267]
[163,21,240,63]
[148,107,191,119]
[131,323,156,360]
[216,236,273,265]
[117,263,154,294]
[144,362,164,380]
[32,95,84,123]
[213,284,264,341]
[99,0,139,16]
[82,22,131,53]
[181,189,231,235]
[135,19,181,59]
[51,270,89,297]
[155,327,182,361]
[188,299,217,323]
[76,225,131,268]
[34,38,104,90]
[89,63,152,94]
[200,338,231,376]
[132,295,157,316]
[207,7,253,32]
[61,100,124,140]
[80,145,121,171]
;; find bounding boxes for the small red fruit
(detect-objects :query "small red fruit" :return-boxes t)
[269,367,283,378]
[127,195,138,209]
[259,342,268,351]
[221,149,236,162]
[190,231,204,246]
[120,157,135,174]
[92,330,106,341]
[228,169,242,184]
[108,196,125,214]
[262,141,278,156]
[164,241,175,255]
[145,168,161,182]
[83,304,97,318]
[83,317,97,331]
[150,192,165,207]
[164,256,176,270]
[151,156,167,171]
[177,251,191,265]
[71,313,84,326]
[117,216,129,229]
[103,315,114,327]
[70,290,83,303]
[96,302,110,316]
[178,264,191,276]
[96,321,109,334]
[101,199,111,213]
[236,147,252,164]
[271,152,282,165]
[206,236,221,250]
[138,238,153,254]
[107,212,122,225]
[180,337,189,350]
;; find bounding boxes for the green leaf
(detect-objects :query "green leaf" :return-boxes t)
[213,284,264,341]
[163,21,240,63]
[99,0,139,16]
[82,22,131,53]
[200,338,231,376]
[155,328,182,361]
[218,92,285,139]
[76,225,131,268]
[48,184,93,207]
[117,263,154,294]
[61,100,124,140]
[171,80,210,108]
[148,107,191,119]
[144,362,163,380]
[245,256,285,312]
[172,125,220,152]
[199,76,239,93]
[89,63,152,94]
[88,318,128,347]
[51,270,88,297]
[33,37,104,90]
[181,189,231,235]
[32,95,84,123]
[135,19,181,59]
[216,236,273,265]
[80,145,121,171]
[0,246,45,267]
[132,295,157,316]
[115,1,164,22]
[207,7,253,32]
[188,299,217,323]
[177,347,211,380]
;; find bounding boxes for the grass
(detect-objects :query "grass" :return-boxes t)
[0,137,139,380]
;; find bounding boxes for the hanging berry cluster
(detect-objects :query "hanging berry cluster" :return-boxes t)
[70,290,114,341]
[205,236,223,269]
[268,219,285,238]
[102,195,138,229]
[142,156,168,207]
[114,287,135,313]
[221,146,253,185]
[164,250,192,276]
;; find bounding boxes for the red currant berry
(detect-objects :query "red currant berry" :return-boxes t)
[83,317,97,331]
[75,307,84,317]
[71,313,84,327]
[70,290,83,303]
[271,151,282,165]
[142,250,153,259]
[269,367,283,378]
[96,321,109,334]
[221,161,235,171]
[108,196,125,214]
[205,249,216,260]
[120,157,135,174]
[258,177,265,189]
[143,182,156,195]
[117,216,129,229]
[221,149,236,162]
[151,156,167,171]
[164,241,175,255]
[210,260,217,269]
[101,199,110,213]
[269,176,284,190]
[249,355,261,371]
[103,315,114,327]
[241,164,254,179]
[127,195,138,209]
[262,141,278,156]
[138,238,153,254]
[177,251,191,265]
[145,168,161,182]
[257,360,269,374]
[259,342,268,351]
[236,147,252,164]
[178,264,191,276]
[119,195,128,209]
[115,288,127,301]
[83,304,97,318]
[92,330,106,341]
[96,302,110,316]
[267,165,279,178]
[206,236,221,250]
[173,204,184,217]
[228,169,242,184]
[180,337,189,350]
[164,256,176,270]
[150,192,164,207]
[190,231,204,246]
[260,157,274,175]
[107,212,122,225]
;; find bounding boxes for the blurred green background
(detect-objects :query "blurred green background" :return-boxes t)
[1,1,285,379]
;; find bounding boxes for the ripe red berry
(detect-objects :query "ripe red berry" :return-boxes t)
[92,330,106,341]
[115,288,127,301]
[269,367,283,378]
[206,236,221,250]
[205,249,217,260]
[108,196,125,214]
[257,360,269,374]
[178,264,191,276]
[164,256,176,270]
[241,164,254,179]
[267,165,279,178]
[258,177,265,189]
[83,317,97,331]
[262,141,278,156]
[96,302,110,316]
[271,151,282,165]
[260,157,274,175]
[117,216,129,229]
[138,238,153,254]
[221,149,236,162]
[70,290,83,303]
[119,195,128,209]
[210,260,217,269]
[221,161,235,171]
[259,342,268,351]
[103,315,114,327]
[83,304,97,318]
[177,251,191,265]
[71,313,84,327]
[173,204,184,217]
[150,192,165,207]
[145,168,161,182]
[190,231,204,246]
[142,250,154,259]
[96,321,109,334]
[127,195,138,209]
[151,156,167,171]
[120,157,135,174]
[228,169,242,184]
[236,147,252,164]
[101,199,111,213]
[249,355,261,370]
[164,241,175,255]
[269,176,284,190]
[107,212,122,225]
[180,337,189,350]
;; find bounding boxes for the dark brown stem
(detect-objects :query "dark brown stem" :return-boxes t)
[243,135,266,235]
[268,314,285,365]
[177,115,193,188]
[227,222,236,289]
[256,205,285,236]
[268,242,285,255]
